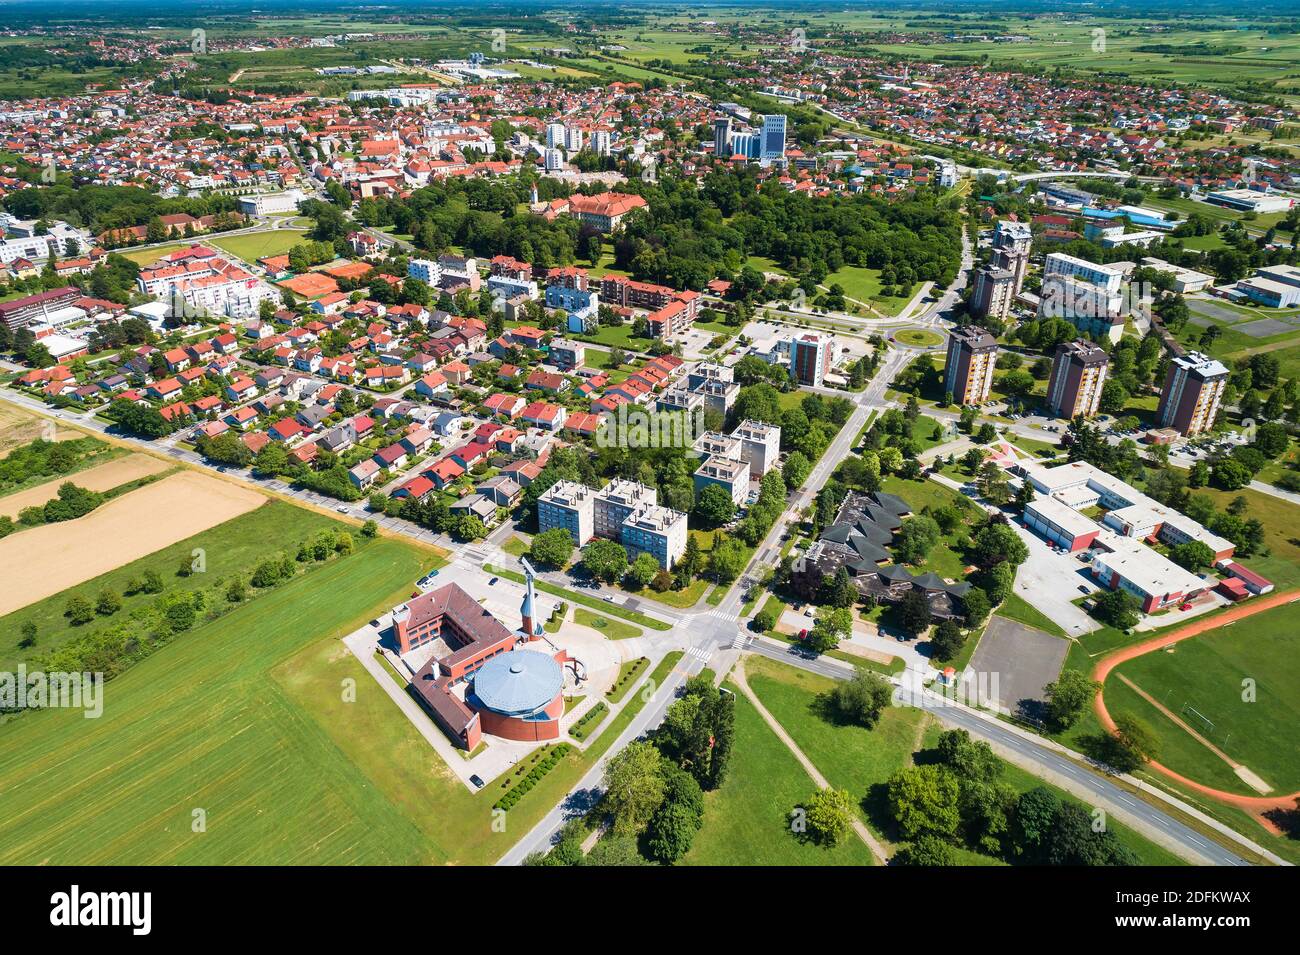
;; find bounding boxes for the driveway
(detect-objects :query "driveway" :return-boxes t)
[967,616,1070,719]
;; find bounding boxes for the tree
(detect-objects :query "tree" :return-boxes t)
[64,595,94,626]
[801,788,855,847]
[821,565,858,609]
[894,835,957,866]
[894,514,941,565]
[969,521,1028,569]
[18,620,38,648]
[626,551,660,588]
[1210,458,1251,491]
[693,482,736,528]
[1098,379,1129,415]
[706,537,747,583]
[929,619,966,662]
[602,740,666,837]
[1092,588,1139,630]
[645,764,704,863]
[1012,787,1063,862]
[1169,540,1215,572]
[896,588,932,637]
[1043,669,1100,731]
[828,670,893,728]
[1108,714,1159,773]
[887,764,962,840]
[782,450,811,490]
[529,528,574,568]
[807,606,852,654]
[645,800,701,864]
[962,587,991,629]
[360,519,379,538]
[581,538,629,583]
[95,588,122,617]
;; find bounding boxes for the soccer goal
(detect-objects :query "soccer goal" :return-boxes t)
[1180,703,1215,738]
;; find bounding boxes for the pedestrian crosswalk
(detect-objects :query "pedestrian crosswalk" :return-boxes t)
[686,645,712,663]
[704,607,739,624]
[730,632,753,650]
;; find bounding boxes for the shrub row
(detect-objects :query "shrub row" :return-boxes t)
[493,743,573,812]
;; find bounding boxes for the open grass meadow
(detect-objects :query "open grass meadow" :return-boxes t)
[743,655,1184,865]
[0,499,349,669]
[742,655,927,845]
[1104,601,1300,796]
[681,679,878,866]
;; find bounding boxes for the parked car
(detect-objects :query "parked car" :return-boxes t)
[1078,584,1090,594]
[488,576,498,586]
[469,774,484,789]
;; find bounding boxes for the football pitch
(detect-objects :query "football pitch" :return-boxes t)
[1104,602,1300,796]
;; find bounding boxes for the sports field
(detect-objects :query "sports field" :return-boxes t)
[0,470,263,617]
[1105,602,1300,796]
[210,228,309,262]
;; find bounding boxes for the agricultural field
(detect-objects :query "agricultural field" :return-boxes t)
[0,537,440,865]
[0,497,350,668]
[0,470,263,618]
[0,405,80,456]
[1104,603,1300,796]
[0,453,168,520]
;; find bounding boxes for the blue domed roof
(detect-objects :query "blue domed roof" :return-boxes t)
[470,650,563,716]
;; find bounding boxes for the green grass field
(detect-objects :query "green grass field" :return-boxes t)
[0,499,351,669]
[997,593,1069,639]
[1105,602,1300,796]
[0,537,437,864]
[682,677,878,866]
[823,266,913,315]
[741,656,1183,864]
[743,656,926,846]
[574,607,642,640]
[210,229,309,263]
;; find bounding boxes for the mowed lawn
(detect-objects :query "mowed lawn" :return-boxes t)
[209,228,308,262]
[1106,602,1300,795]
[0,537,438,865]
[743,655,925,847]
[681,679,878,866]
[746,656,1184,865]
[1172,483,1300,589]
[0,499,347,669]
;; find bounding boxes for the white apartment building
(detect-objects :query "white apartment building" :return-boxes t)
[732,419,782,477]
[537,478,687,568]
[408,258,442,286]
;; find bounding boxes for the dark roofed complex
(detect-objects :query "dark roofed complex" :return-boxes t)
[793,490,970,622]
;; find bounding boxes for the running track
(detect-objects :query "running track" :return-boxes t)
[1091,588,1300,822]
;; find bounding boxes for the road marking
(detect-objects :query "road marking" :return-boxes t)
[686,645,712,662]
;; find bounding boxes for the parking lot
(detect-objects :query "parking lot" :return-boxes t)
[1008,518,1101,637]
[968,616,1071,719]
